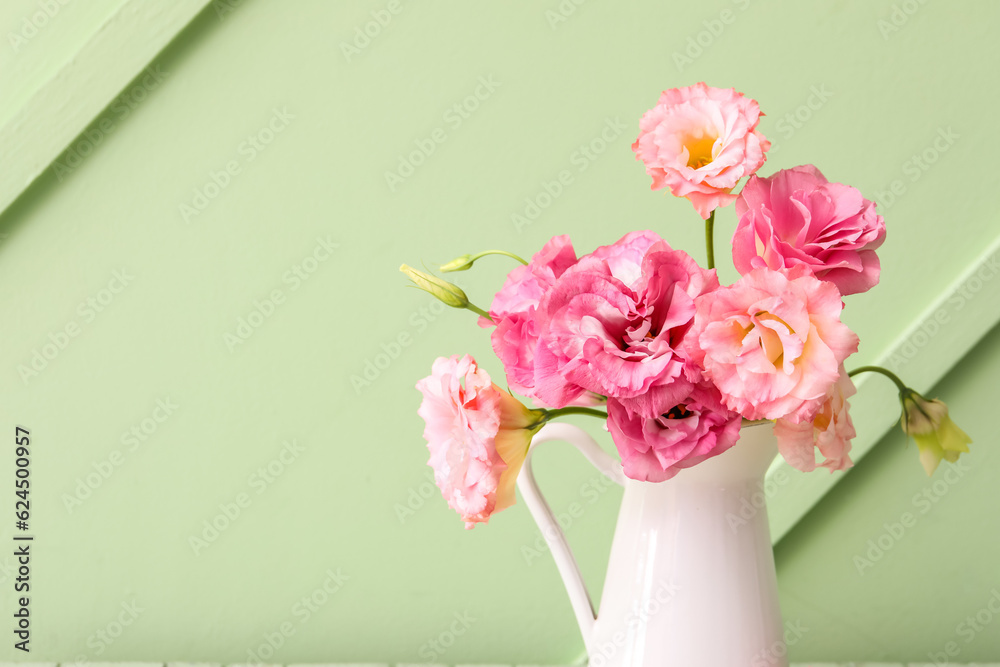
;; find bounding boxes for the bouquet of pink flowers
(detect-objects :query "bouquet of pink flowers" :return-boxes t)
[402,83,972,529]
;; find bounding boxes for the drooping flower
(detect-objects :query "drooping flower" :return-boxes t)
[900,391,972,475]
[774,366,857,472]
[416,355,537,528]
[480,235,578,401]
[685,265,859,422]
[534,233,718,407]
[607,377,741,482]
[733,165,886,296]
[632,82,771,219]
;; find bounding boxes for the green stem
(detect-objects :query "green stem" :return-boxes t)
[471,250,528,265]
[847,365,908,393]
[528,406,609,430]
[465,302,494,322]
[545,406,609,420]
[704,210,716,270]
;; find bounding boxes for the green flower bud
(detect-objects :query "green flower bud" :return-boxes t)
[400,264,469,309]
[439,255,474,272]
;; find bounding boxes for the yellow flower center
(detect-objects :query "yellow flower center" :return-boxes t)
[751,311,796,368]
[685,134,718,169]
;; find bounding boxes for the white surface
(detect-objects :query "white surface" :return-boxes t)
[5,658,992,665]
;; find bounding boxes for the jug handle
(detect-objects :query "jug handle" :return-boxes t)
[516,421,625,653]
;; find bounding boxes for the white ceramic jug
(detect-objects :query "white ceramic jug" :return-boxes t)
[517,421,788,667]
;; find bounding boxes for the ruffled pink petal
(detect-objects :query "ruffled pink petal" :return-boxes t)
[733,166,886,296]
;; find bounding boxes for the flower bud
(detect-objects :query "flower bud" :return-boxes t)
[400,264,469,309]
[900,391,972,475]
[439,255,474,272]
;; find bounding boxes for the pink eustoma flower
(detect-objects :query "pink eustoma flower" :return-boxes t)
[583,229,663,286]
[733,165,886,296]
[774,365,857,472]
[607,378,741,483]
[482,235,577,401]
[633,82,771,219]
[416,355,536,529]
[534,232,718,407]
[685,266,859,422]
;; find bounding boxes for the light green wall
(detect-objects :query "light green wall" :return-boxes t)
[0,0,128,127]
[776,321,1000,663]
[1,0,998,662]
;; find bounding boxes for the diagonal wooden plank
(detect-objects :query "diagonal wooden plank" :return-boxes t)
[767,232,1000,543]
[0,0,214,215]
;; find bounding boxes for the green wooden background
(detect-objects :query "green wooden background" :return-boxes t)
[1,0,998,663]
